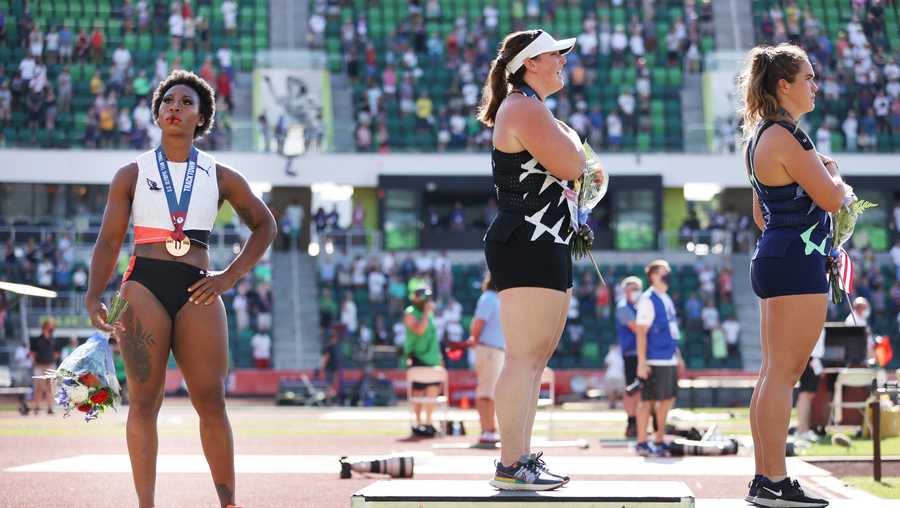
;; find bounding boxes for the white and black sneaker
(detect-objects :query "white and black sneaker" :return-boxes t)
[529,451,570,484]
[753,477,828,507]
[489,455,565,491]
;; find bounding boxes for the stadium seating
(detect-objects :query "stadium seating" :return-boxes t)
[0,0,269,148]
[753,0,900,152]
[316,255,746,371]
[317,0,715,152]
[0,235,272,369]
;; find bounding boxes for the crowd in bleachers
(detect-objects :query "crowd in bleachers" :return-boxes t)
[0,0,268,149]
[312,0,715,153]
[315,250,748,371]
[0,232,273,369]
[753,0,900,152]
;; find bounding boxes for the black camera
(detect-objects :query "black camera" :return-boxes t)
[625,377,646,395]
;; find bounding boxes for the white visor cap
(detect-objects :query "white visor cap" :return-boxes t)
[505,31,576,74]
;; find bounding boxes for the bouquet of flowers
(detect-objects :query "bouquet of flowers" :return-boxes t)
[35,292,128,421]
[570,141,609,284]
[828,197,877,305]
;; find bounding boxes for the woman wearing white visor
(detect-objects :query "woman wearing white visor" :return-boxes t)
[477,30,584,491]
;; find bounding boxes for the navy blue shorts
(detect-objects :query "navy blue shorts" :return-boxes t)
[750,229,828,299]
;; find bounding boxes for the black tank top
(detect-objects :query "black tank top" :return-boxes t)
[485,85,575,245]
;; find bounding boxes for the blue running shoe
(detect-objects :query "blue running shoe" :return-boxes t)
[753,477,828,507]
[635,441,654,457]
[489,456,565,491]
[652,441,670,457]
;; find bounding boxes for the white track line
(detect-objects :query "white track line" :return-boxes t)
[4,454,828,477]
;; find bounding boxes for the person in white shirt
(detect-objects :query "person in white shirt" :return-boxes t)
[889,240,900,281]
[842,110,858,151]
[340,291,358,334]
[634,260,684,456]
[604,343,626,409]
[221,0,238,34]
[815,125,831,154]
[844,296,874,359]
[701,300,720,331]
[721,313,741,359]
[251,331,272,368]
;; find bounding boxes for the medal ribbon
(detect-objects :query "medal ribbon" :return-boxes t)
[155,146,198,242]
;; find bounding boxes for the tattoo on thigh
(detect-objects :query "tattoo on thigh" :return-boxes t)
[122,311,156,383]
[215,483,234,505]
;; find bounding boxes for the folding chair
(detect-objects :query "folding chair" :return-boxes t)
[831,368,883,425]
[406,366,449,432]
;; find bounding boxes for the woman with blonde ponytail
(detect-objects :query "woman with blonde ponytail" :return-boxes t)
[738,44,850,508]
[477,29,585,492]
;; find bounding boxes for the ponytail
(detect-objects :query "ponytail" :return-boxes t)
[476,30,541,127]
[476,57,511,127]
[737,44,807,139]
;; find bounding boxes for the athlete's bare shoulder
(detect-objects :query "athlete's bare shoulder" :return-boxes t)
[111,162,139,200]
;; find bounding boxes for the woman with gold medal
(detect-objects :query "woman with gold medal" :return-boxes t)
[85,70,277,508]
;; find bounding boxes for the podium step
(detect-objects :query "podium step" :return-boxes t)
[352,480,695,507]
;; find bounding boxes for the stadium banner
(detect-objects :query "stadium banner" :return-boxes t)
[253,67,333,153]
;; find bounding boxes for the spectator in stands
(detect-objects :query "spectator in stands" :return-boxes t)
[89,24,105,65]
[56,66,71,113]
[169,7,184,51]
[634,260,683,457]
[222,0,238,36]
[217,43,233,79]
[29,319,58,416]
[340,291,358,337]
[216,70,232,111]
[44,87,57,134]
[319,287,337,329]
[722,312,742,360]
[0,82,10,143]
[616,276,643,438]
[251,328,272,368]
[403,286,442,436]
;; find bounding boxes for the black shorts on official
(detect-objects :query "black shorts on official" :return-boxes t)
[642,365,678,401]
[624,355,638,385]
[485,221,573,292]
[799,360,820,393]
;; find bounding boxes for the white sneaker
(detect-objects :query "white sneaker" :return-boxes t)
[480,431,500,443]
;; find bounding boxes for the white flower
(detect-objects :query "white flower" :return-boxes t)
[67,384,90,404]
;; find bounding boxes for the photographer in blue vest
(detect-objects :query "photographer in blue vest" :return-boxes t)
[634,260,684,456]
[615,276,643,438]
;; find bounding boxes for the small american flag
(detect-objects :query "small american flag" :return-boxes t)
[838,247,854,293]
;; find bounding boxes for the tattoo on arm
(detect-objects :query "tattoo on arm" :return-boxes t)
[215,483,235,506]
[121,311,157,383]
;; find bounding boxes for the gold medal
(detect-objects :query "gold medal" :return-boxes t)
[165,236,191,257]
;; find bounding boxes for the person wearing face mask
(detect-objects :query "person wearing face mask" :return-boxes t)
[634,260,683,457]
[403,285,443,436]
[844,297,874,360]
[615,276,643,437]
